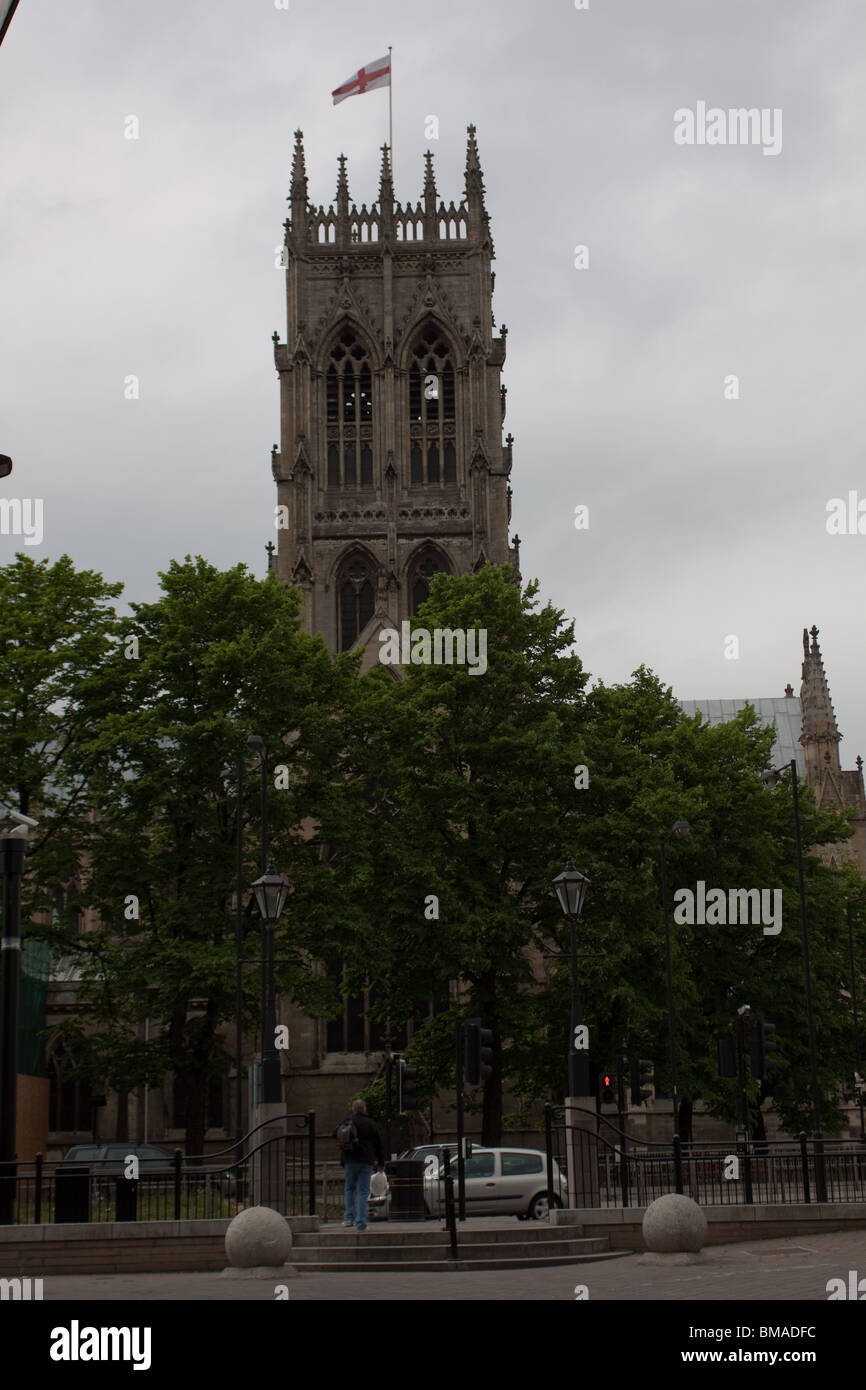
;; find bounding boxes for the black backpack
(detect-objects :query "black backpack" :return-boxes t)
[335,1117,358,1152]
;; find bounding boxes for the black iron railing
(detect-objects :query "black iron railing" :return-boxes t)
[0,1112,316,1226]
[544,1104,866,1209]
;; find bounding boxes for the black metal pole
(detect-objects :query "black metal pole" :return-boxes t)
[790,761,825,1199]
[568,911,589,1094]
[660,840,679,1135]
[258,752,267,1089]
[442,1146,457,1259]
[385,1057,393,1159]
[0,835,26,1225]
[736,1014,750,1139]
[262,917,280,1103]
[456,1022,466,1220]
[847,900,865,1141]
[235,759,244,1146]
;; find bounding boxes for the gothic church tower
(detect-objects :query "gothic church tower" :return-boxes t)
[271,128,518,669]
[799,625,866,872]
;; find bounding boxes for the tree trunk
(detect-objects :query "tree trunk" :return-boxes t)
[677,1096,693,1144]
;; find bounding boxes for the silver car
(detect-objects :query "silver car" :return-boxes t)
[420,1146,566,1220]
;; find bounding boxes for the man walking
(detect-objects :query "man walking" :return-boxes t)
[336,1099,385,1232]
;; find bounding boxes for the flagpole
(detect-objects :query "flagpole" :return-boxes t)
[388,45,393,185]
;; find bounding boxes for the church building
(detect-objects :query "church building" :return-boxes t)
[270,127,519,672]
[267,128,520,1125]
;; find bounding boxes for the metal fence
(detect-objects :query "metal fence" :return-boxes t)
[545,1104,866,1208]
[0,1113,316,1225]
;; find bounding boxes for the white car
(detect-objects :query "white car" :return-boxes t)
[420,1146,566,1220]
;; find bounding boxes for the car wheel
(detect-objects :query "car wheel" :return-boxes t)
[528,1191,561,1221]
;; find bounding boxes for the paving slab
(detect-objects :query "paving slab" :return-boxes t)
[24,1228,866,1300]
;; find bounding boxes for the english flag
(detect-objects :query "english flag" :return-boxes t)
[332,55,391,105]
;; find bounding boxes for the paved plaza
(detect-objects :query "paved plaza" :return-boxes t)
[34,1226,866,1301]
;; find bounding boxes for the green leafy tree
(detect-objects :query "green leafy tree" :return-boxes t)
[73,557,355,1153]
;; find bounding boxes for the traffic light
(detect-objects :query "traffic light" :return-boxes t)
[750,1015,778,1081]
[397,1057,418,1111]
[716,1036,736,1078]
[629,1057,653,1106]
[599,1068,616,1106]
[464,1020,494,1086]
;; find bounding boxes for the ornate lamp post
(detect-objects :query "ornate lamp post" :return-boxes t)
[551,859,591,1096]
[251,864,292,1104]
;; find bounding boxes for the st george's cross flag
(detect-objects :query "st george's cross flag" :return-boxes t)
[332,55,391,105]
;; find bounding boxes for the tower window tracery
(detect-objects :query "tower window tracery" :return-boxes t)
[409,550,449,615]
[339,556,375,650]
[325,328,373,487]
[408,325,457,486]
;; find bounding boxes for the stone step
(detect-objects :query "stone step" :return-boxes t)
[296,1225,584,1247]
[291,1235,609,1263]
[289,1250,630,1273]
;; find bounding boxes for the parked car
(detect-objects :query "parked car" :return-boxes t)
[58,1143,237,1194]
[399,1141,469,1166]
[419,1146,566,1220]
[59,1143,176,1174]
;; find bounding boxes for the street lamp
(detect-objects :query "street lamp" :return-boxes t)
[551,859,590,1097]
[251,864,292,1104]
[761,759,825,1198]
[659,820,690,1137]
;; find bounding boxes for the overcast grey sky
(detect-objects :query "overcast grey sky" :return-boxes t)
[1,1,864,757]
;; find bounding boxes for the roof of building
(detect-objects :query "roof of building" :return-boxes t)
[677,697,806,775]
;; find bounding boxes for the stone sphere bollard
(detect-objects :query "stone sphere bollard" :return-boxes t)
[642,1193,707,1254]
[225,1205,293,1268]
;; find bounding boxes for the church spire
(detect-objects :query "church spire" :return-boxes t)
[378,142,394,238]
[800,624,842,781]
[422,149,438,235]
[335,153,351,216]
[288,129,308,240]
[291,129,307,201]
[464,123,488,240]
[378,142,394,204]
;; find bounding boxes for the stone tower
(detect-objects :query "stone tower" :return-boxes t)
[271,128,518,669]
[799,624,866,872]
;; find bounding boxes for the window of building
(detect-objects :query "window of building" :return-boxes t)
[49,1046,92,1133]
[339,557,375,650]
[409,551,448,616]
[325,328,373,487]
[408,324,456,486]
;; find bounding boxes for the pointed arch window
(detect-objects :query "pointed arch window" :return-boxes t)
[339,557,375,650]
[325,327,373,487]
[408,324,457,486]
[410,551,449,615]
